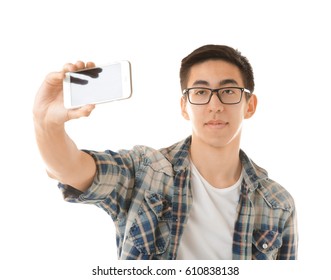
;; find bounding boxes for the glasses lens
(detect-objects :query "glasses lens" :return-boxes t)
[219,88,242,104]
[187,88,211,104]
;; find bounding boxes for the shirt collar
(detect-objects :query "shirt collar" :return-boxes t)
[240,150,268,193]
[160,136,192,172]
[161,136,268,190]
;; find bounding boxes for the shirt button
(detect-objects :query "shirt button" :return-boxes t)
[262,243,268,249]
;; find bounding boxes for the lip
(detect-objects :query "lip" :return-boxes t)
[204,120,228,128]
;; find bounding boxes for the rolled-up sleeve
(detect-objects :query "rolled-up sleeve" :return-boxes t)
[278,205,298,260]
[58,148,138,220]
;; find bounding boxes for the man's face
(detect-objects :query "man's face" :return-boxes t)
[181,59,257,149]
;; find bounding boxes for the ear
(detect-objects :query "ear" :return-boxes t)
[244,94,257,119]
[180,97,190,120]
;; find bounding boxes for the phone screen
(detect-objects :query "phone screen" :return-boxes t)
[63,61,132,108]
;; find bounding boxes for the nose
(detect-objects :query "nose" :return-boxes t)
[208,92,224,112]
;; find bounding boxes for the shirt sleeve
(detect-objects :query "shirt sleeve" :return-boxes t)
[277,204,298,260]
[58,148,139,220]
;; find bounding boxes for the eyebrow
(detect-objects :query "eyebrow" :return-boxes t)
[192,79,239,87]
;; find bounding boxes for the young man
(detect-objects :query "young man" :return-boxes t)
[33,44,298,260]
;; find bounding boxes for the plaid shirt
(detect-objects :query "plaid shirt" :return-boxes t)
[59,136,298,260]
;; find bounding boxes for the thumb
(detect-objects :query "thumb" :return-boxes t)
[67,104,96,120]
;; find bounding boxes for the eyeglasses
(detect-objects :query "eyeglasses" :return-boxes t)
[182,87,251,105]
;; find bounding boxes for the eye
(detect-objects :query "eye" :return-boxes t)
[192,88,209,96]
[221,88,236,95]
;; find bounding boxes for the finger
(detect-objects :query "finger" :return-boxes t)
[44,71,65,87]
[62,63,77,73]
[67,104,95,120]
[75,60,86,71]
[62,61,87,73]
[86,61,96,68]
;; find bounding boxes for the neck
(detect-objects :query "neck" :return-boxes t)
[190,137,242,189]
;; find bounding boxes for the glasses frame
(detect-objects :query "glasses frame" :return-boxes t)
[182,86,251,105]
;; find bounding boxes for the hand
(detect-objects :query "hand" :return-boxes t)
[33,61,96,128]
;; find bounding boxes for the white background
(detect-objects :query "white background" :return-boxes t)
[1,0,330,279]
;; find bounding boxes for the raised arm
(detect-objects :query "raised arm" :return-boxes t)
[33,61,97,192]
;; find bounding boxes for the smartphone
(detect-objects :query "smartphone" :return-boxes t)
[63,60,132,109]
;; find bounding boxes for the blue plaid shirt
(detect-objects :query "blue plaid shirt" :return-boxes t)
[59,136,298,260]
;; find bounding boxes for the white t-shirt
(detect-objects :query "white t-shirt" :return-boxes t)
[177,162,243,260]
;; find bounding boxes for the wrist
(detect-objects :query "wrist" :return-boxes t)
[33,116,66,137]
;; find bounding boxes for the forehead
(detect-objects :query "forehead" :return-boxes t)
[187,59,244,86]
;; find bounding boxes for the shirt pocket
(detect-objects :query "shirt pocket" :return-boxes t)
[252,229,282,260]
[129,191,172,255]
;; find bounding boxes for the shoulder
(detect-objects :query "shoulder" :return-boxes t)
[240,150,295,212]
[131,137,191,173]
[257,177,295,212]
[114,137,189,177]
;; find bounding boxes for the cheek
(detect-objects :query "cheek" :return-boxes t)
[232,102,247,118]
[184,105,204,122]
[232,108,245,124]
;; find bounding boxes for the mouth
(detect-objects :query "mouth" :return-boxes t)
[204,120,229,128]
